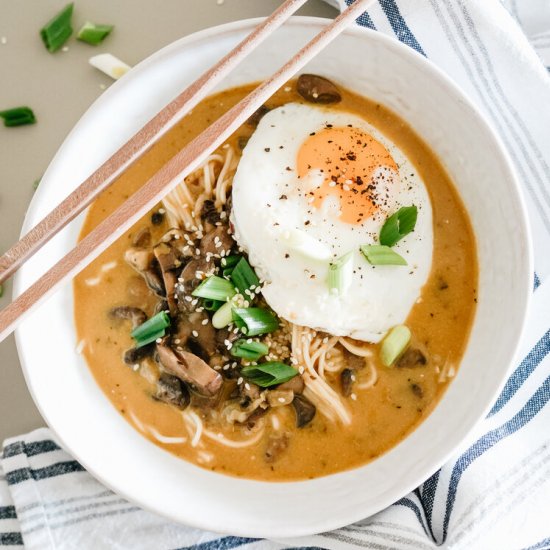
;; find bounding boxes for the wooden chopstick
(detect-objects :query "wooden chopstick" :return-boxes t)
[0,0,309,285]
[0,0,374,342]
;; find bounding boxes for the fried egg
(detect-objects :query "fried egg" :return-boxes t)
[231,103,433,342]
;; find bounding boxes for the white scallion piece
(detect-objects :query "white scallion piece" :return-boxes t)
[281,228,331,261]
[327,251,353,296]
[89,53,131,80]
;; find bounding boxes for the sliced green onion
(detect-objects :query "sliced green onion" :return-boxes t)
[212,300,234,329]
[192,275,236,301]
[0,107,36,127]
[202,298,224,312]
[241,362,298,388]
[380,325,411,366]
[221,255,241,277]
[379,206,418,247]
[327,251,353,295]
[33,178,41,190]
[40,3,73,53]
[231,339,269,361]
[0,284,3,298]
[230,257,260,297]
[77,22,113,45]
[131,311,170,348]
[360,245,407,266]
[232,307,279,336]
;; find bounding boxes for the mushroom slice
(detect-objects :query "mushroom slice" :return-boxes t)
[132,228,151,248]
[154,243,181,314]
[297,74,342,104]
[340,368,355,397]
[125,247,154,272]
[292,395,316,428]
[396,348,427,369]
[177,257,215,311]
[278,375,305,394]
[267,389,294,407]
[156,344,222,397]
[108,306,147,329]
[173,311,217,356]
[199,225,234,257]
[265,432,290,463]
[123,344,154,365]
[153,373,190,410]
[200,199,221,229]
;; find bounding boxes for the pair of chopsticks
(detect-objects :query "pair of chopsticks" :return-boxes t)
[0,0,374,342]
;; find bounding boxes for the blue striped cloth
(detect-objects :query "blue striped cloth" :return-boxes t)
[2,1,550,548]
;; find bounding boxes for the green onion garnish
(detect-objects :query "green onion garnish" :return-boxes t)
[231,339,269,361]
[327,251,353,295]
[0,107,36,127]
[241,362,298,388]
[360,245,407,266]
[221,254,242,277]
[77,22,113,45]
[40,3,74,53]
[131,311,170,348]
[192,275,236,302]
[0,284,3,298]
[232,307,279,336]
[379,206,418,247]
[212,300,234,329]
[33,178,41,191]
[380,325,411,366]
[230,257,260,297]
[202,298,224,312]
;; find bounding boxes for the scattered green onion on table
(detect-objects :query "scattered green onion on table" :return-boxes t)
[0,107,36,127]
[40,3,74,52]
[77,22,113,45]
[241,362,298,388]
[131,311,171,348]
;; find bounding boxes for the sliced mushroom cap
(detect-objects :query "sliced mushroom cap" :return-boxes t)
[108,306,147,329]
[173,311,217,357]
[142,269,166,297]
[123,344,154,365]
[297,74,341,104]
[340,368,355,397]
[154,373,190,410]
[199,225,234,257]
[265,432,290,463]
[267,389,294,407]
[292,394,316,428]
[278,375,305,394]
[132,227,151,248]
[396,348,427,369]
[176,257,215,311]
[156,344,222,397]
[200,199,221,228]
[125,247,154,272]
[154,243,180,314]
[247,104,270,127]
[161,229,195,258]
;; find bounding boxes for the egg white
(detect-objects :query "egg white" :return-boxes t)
[231,103,433,343]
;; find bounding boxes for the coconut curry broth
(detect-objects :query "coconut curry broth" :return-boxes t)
[74,81,477,480]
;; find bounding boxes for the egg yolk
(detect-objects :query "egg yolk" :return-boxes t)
[296,126,398,224]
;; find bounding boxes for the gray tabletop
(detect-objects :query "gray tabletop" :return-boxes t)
[0,0,337,442]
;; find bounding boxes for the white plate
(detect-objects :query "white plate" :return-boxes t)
[14,17,532,538]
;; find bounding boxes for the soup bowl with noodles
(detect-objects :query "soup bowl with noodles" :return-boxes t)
[14,17,532,537]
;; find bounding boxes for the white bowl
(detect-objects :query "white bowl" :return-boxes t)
[14,17,532,538]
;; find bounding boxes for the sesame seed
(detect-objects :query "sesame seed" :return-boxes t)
[158,208,166,214]
[192,330,199,337]
[244,383,251,390]
[351,393,357,401]
[237,377,243,385]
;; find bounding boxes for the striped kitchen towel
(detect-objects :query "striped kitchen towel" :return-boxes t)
[2,0,550,549]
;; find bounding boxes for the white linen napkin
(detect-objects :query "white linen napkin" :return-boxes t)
[2,1,550,548]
